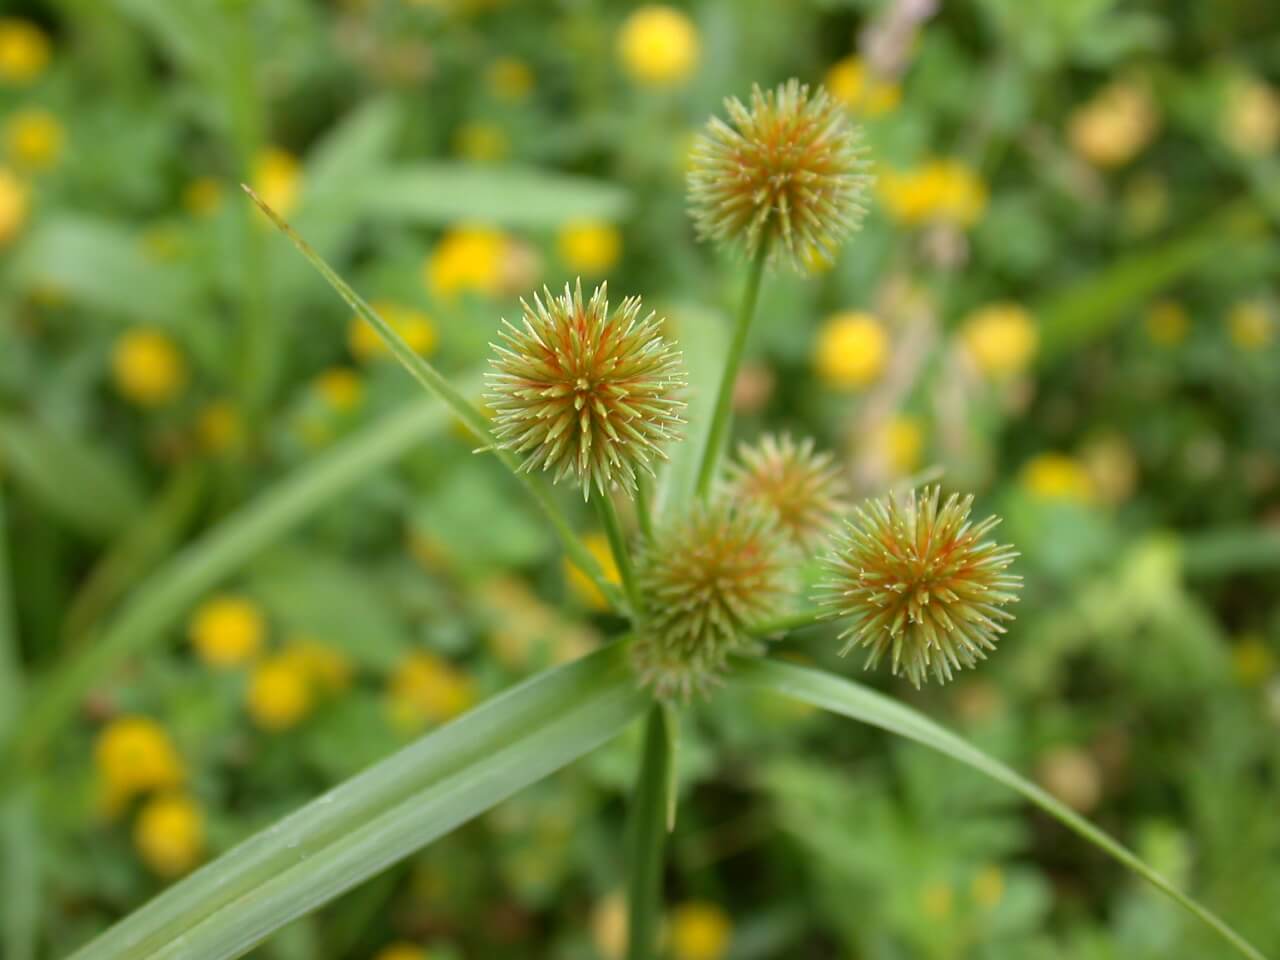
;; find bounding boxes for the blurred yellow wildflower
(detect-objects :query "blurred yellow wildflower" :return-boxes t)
[1232,635,1275,687]
[564,533,621,611]
[5,107,64,171]
[0,18,51,85]
[1223,78,1280,156]
[1145,300,1189,347]
[557,219,621,274]
[133,793,204,877]
[95,716,184,810]
[486,57,533,101]
[188,595,266,669]
[878,414,924,474]
[453,121,509,163]
[1068,82,1158,168]
[282,637,353,694]
[961,302,1038,377]
[919,881,954,919]
[1082,434,1137,505]
[971,864,1005,909]
[669,901,732,960]
[1228,299,1273,350]
[247,654,313,732]
[348,301,438,361]
[196,401,244,455]
[617,5,699,87]
[591,892,628,960]
[0,166,28,246]
[1021,453,1094,503]
[183,176,224,218]
[252,147,301,217]
[111,328,187,408]
[387,652,475,731]
[314,366,364,412]
[825,55,900,116]
[373,943,430,960]
[814,310,888,389]
[425,225,507,300]
[879,160,988,228]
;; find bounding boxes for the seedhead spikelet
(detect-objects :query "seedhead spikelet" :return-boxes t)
[816,486,1021,687]
[485,280,686,499]
[725,433,849,550]
[633,499,795,700]
[687,78,872,268]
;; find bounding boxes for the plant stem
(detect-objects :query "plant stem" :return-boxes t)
[751,607,829,637]
[634,475,654,542]
[695,245,769,498]
[243,186,623,612]
[596,494,641,619]
[626,705,671,960]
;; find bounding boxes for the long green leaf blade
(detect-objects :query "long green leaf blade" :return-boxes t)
[72,644,647,960]
[734,658,1267,960]
[626,706,672,960]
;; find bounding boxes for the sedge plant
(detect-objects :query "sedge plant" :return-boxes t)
[69,79,1267,960]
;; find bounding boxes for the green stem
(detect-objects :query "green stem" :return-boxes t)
[695,246,769,498]
[596,494,641,619]
[751,607,827,637]
[242,186,623,612]
[626,705,671,960]
[634,475,654,542]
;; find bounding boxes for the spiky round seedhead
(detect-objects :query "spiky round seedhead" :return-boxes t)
[724,433,849,550]
[687,78,872,268]
[816,486,1021,687]
[633,499,795,700]
[485,280,687,499]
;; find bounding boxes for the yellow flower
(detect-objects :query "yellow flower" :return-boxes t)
[348,301,438,361]
[0,166,28,247]
[1145,300,1189,347]
[4,108,63,171]
[1068,82,1158,168]
[111,328,187,408]
[183,176,224,218]
[669,901,732,960]
[1232,635,1275,687]
[373,943,430,960]
[95,716,185,808]
[424,225,507,300]
[825,55,900,117]
[1228,299,1274,350]
[252,147,301,217]
[961,302,1038,377]
[0,19,51,85]
[282,637,353,694]
[971,864,1005,909]
[133,793,204,877]
[387,652,475,732]
[188,595,266,669]
[1223,78,1280,156]
[556,219,621,274]
[877,414,924,474]
[814,310,888,389]
[591,892,628,960]
[486,57,533,101]
[1021,453,1094,503]
[616,5,699,87]
[879,160,988,228]
[196,401,244,455]
[452,121,509,163]
[564,533,621,611]
[314,366,364,412]
[246,655,313,732]
[920,881,954,919]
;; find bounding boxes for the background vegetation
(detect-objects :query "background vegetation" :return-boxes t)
[1,0,1278,958]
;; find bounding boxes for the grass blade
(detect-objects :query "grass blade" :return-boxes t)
[243,186,623,612]
[70,643,646,960]
[626,705,672,960]
[733,657,1268,960]
[10,394,463,766]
